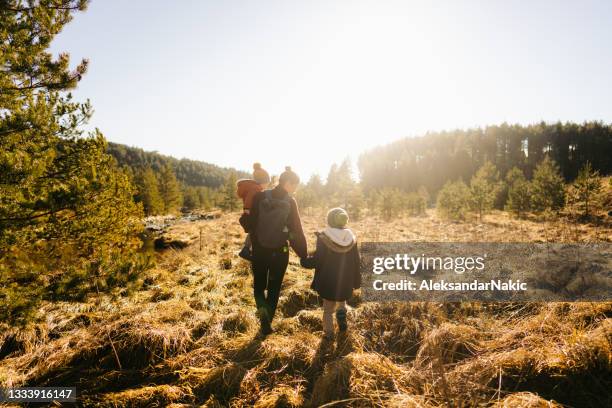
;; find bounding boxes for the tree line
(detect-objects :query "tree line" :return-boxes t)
[107,142,248,189]
[358,122,612,196]
[129,164,243,216]
[107,143,247,215]
[297,156,609,223]
[435,157,608,221]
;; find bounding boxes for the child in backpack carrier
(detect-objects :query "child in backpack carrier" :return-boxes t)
[300,208,361,340]
[236,163,271,260]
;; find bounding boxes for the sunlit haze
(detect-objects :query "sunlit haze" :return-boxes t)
[50,0,612,180]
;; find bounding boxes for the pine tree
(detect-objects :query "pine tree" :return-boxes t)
[325,164,339,198]
[306,174,325,207]
[345,186,365,220]
[505,167,531,218]
[220,172,240,211]
[0,1,145,324]
[405,191,426,216]
[470,161,501,221]
[570,161,602,218]
[296,188,317,215]
[307,174,325,196]
[135,166,164,215]
[197,186,215,210]
[326,159,355,207]
[182,185,201,211]
[531,157,566,213]
[158,164,183,214]
[436,180,471,220]
[378,188,404,220]
[417,186,431,208]
[297,174,325,211]
[366,190,382,216]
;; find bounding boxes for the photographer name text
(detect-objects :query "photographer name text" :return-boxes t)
[372,279,527,291]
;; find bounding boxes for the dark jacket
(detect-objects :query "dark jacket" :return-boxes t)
[241,184,308,258]
[301,230,361,301]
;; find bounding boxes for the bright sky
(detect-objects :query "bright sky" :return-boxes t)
[51,0,612,180]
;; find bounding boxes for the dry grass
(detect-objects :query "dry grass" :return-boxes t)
[310,352,425,407]
[0,209,610,407]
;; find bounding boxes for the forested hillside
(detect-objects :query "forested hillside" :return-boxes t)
[358,122,612,195]
[107,142,248,188]
[106,143,247,215]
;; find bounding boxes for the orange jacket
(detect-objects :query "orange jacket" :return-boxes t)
[236,179,263,210]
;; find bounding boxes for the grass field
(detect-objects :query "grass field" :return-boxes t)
[1,209,610,407]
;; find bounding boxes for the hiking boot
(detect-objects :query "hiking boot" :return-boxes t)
[238,246,252,261]
[336,309,348,332]
[260,323,273,336]
[257,306,272,335]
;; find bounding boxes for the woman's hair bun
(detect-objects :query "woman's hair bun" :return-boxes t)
[253,162,261,170]
[279,165,299,185]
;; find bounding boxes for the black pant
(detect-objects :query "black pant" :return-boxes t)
[251,242,289,322]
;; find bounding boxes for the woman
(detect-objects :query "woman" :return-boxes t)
[245,166,307,335]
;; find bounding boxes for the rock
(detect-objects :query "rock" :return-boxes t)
[154,236,190,249]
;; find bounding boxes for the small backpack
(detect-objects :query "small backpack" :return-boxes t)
[256,190,291,248]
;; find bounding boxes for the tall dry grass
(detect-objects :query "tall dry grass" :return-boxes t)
[0,209,610,407]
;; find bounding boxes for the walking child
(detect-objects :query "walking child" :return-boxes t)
[300,207,361,339]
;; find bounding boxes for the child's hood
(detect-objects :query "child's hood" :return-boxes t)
[319,227,356,253]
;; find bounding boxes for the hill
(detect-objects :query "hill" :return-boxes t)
[107,142,249,189]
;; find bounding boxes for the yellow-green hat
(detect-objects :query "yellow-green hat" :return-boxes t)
[327,207,349,228]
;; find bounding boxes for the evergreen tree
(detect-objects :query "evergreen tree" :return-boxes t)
[0,1,144,324]
[436,180,471,220]
[366,190,382,216]
[405,191,426,216]
[182,185,201,211]
[220,172,240,211]
[505,167,531,218]
[307,174,325,197]
[197,186,215,210]
[531,157,566,213]
[325,164,339,198]
[378,188,404,221]
[297,174,325,211]
[135,166,164,215]
[326,159,355,207]
[345,186,365,220]
[417,186,431,208]
[569,161,602,218]
[296,188,317,214]
[469,161,501,221]
[306,174,325,207]
[158,164,183,214]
